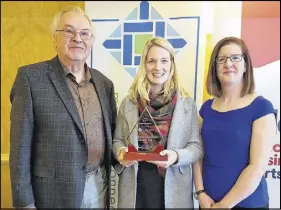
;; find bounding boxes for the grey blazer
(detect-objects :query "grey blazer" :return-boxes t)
[112,94,203,208]
[9,56,117,208]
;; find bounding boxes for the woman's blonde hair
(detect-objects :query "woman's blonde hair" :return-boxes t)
[129,36,189,104]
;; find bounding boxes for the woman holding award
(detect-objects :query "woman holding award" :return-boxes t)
[112,36,203,208]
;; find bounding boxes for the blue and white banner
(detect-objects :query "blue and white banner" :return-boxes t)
[86,1,207,107]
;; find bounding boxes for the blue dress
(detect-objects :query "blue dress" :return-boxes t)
[199,96,275,207]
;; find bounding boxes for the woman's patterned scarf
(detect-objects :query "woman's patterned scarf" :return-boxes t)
[137,90,177,152]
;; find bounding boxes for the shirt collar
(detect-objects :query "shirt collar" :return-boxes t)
[58,58,92,83]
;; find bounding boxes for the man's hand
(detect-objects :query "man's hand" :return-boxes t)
[23,203,36,209]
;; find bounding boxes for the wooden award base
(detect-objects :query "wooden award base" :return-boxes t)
[123,144,168,161]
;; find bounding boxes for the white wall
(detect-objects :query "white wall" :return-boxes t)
[212,1,242,46]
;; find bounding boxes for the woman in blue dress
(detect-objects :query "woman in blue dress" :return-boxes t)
[193,37,276,209]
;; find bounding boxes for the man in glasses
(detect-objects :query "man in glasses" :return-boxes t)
[9,6,117,209]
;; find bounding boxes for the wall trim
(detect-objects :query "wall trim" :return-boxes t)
[1,154,9,164]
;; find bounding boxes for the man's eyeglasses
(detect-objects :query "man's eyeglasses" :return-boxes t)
[216,54,244,64]
[56,28,93,40]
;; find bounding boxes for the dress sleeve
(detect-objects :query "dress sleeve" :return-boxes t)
[199,99,212,119]
[253,96,276,121]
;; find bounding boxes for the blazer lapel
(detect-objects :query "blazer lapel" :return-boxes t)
[125,98,139,148]
[166,98,185,150]
[47,57,85,137]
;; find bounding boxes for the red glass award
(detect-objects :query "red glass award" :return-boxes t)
[123,106,168,161]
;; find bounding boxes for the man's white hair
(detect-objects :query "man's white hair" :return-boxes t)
[50,6,94,35]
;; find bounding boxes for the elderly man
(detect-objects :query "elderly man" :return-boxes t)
[9,6,116,209]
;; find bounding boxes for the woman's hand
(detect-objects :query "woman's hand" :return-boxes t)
[198,193,215,209]
[147,149,178,168]
[210,201,229,209]
[118,147,137,167]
